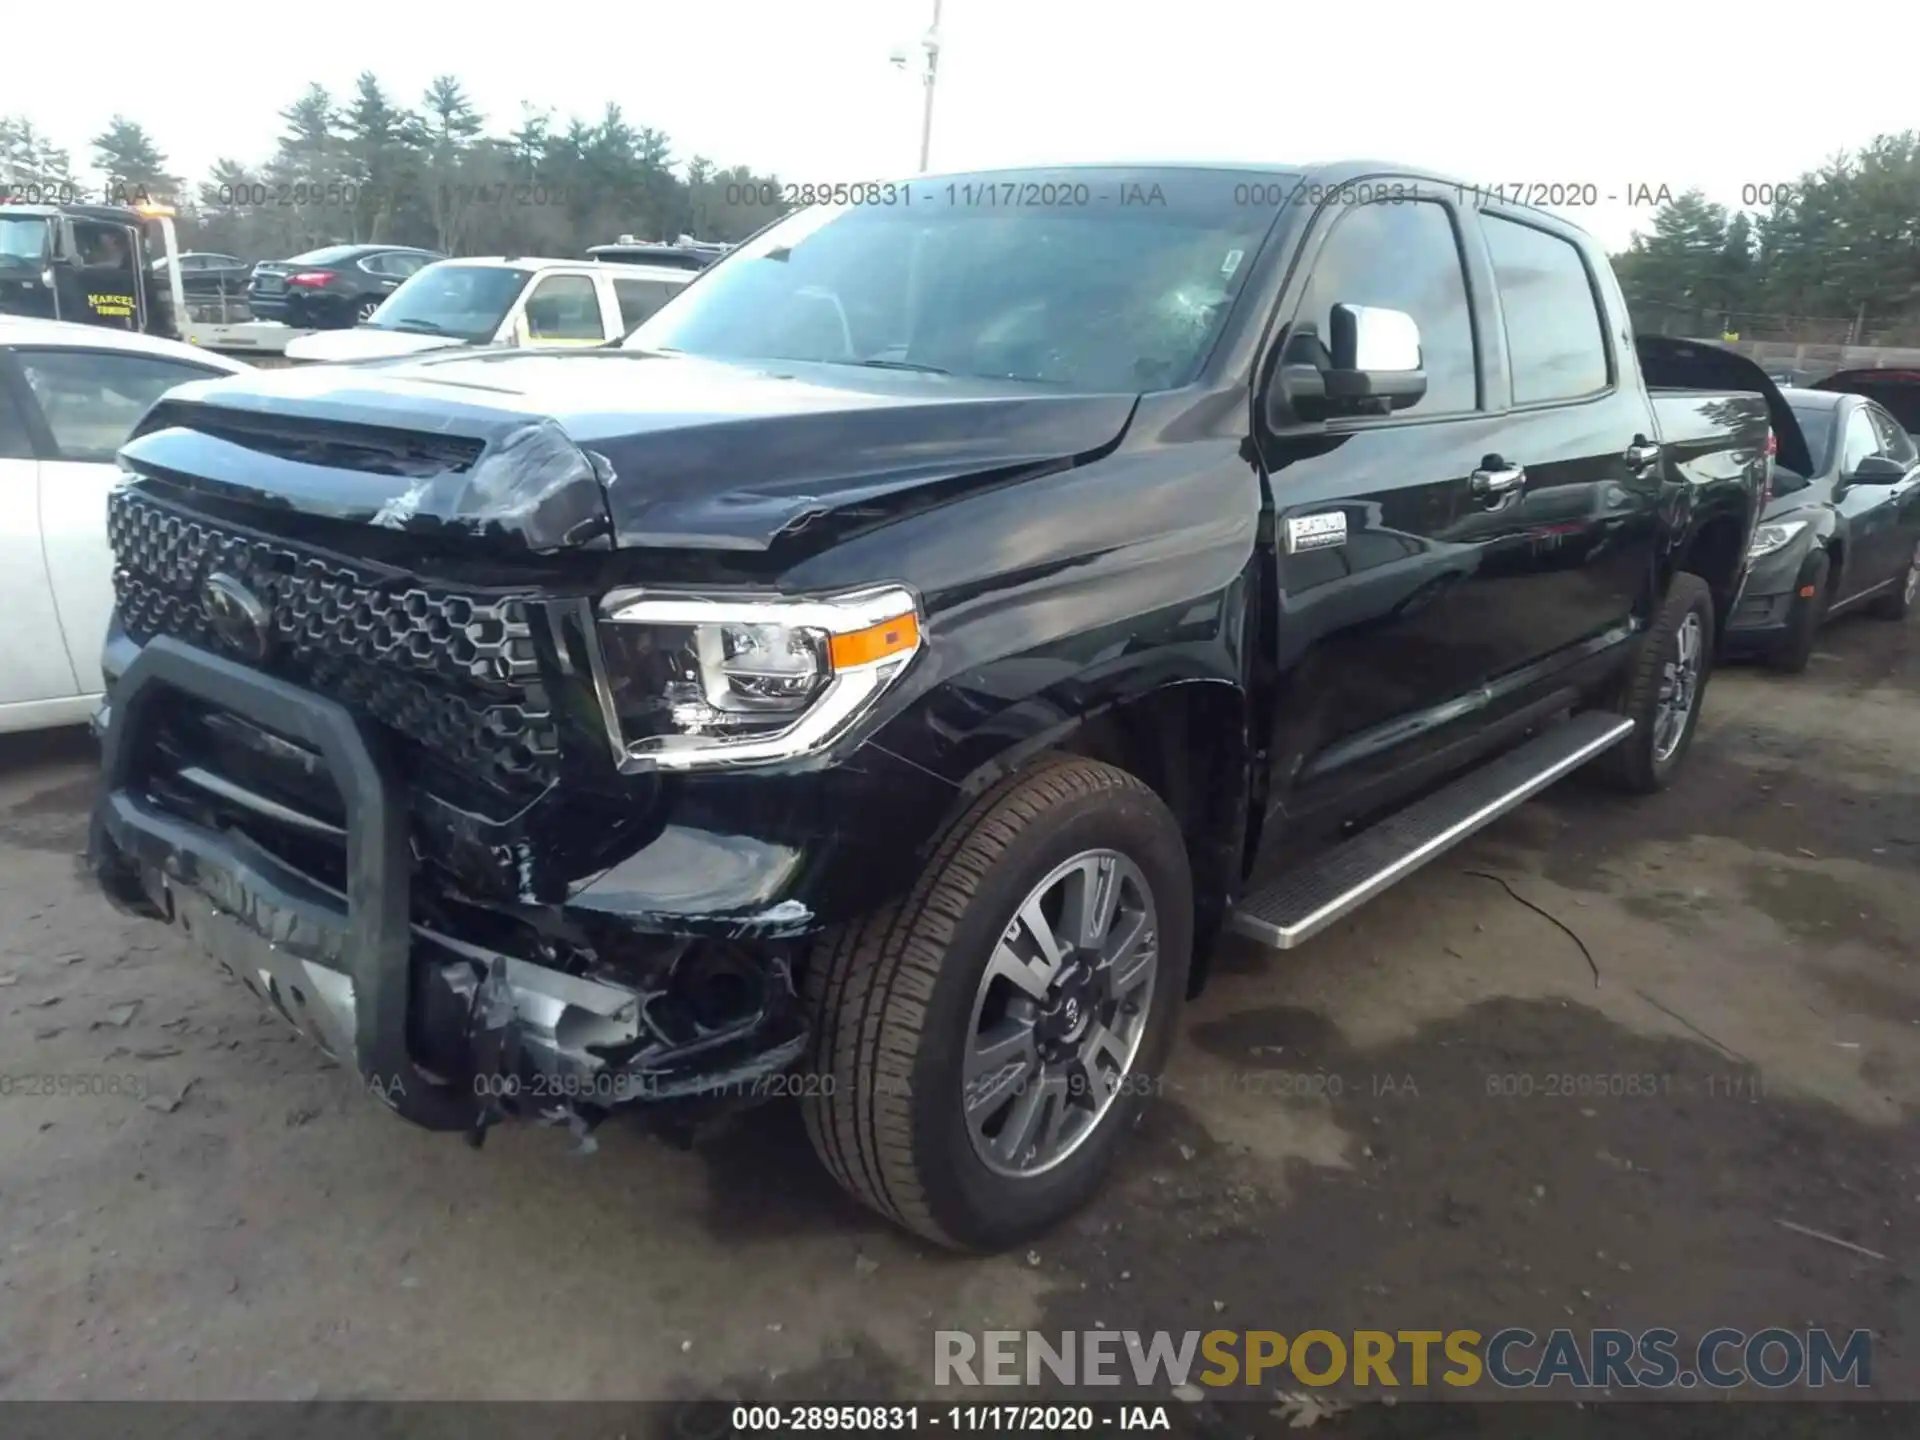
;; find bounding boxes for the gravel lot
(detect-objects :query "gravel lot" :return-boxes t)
[1,614,1914,1420]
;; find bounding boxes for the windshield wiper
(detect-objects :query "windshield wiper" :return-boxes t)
[848,358,950,375]
[388,318,448,333]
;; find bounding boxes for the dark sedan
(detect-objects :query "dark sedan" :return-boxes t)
[247,244,444,328]
[1725,379,1920,670]
[152,252,251,295]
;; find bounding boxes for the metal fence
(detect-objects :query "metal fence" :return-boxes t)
[1629,301,1920,349]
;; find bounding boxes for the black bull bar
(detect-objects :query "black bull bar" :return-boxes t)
[89,635,486,1132]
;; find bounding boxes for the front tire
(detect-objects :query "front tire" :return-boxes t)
[1591,572,1715,794]
[802,756,1192,1252]
[1869,538,1919,621]
[1766,549,1830,674]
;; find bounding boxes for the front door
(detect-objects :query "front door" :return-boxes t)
[1255,191,1517,824]
[61,220,144,331]
[518,272,613,348]
[0,361,80,707]
[12,346,237,693]
[1839,403,1920,600]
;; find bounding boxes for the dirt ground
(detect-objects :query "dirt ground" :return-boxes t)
[0,612,1915,1426]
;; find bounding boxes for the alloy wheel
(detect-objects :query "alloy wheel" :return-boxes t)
[962,850,1158,1178]
[1652,611,1703,762]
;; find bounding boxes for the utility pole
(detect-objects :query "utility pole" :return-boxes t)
[918,0,943,174]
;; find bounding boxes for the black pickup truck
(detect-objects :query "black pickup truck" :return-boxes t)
[88,164,1793,1252]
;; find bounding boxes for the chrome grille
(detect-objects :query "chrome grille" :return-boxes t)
[108,487,559,791]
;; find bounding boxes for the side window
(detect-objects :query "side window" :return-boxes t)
[389,253,432,278]
[1869,406,1917,466]
[16,350,224,463]
[524,274,604,340]
[1293,200,1477,416]
[1481,214,1610,405]
[1839,407,1882,475]
[613,277,677,333]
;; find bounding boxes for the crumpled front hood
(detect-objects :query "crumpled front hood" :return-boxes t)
[118,348,1139,555]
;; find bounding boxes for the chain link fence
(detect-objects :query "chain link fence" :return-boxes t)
[1629,301,1920,349]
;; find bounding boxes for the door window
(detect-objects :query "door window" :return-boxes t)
[1481,214,1610,404]
[613,277,679,333]
[524,274,605,340]
[0,373,32,459]
[1293,200,1478,415]
[1839,406,1882,475]
[1868,405,1917,467]
[16,350,226,462]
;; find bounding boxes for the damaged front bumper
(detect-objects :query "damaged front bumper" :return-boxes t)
[89,636,807,1141]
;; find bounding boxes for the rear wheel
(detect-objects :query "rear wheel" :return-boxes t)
[1766,550,1830,674]
[353,298,382,325]
[801,756,1191,1251]
[1869,538,1919,621]
[1591,572,1714,794]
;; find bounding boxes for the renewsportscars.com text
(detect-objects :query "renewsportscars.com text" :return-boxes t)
[935,1327,1873,1391]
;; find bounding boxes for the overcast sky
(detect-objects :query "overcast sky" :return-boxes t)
[10,0,1915,252]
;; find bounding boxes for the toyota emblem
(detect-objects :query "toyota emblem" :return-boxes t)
[202,572,272,662]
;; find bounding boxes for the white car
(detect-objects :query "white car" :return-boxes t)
[281,257,692,364]
[0,318,250,734]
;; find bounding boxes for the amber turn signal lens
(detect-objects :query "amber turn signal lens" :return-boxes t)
[828,612,920,669]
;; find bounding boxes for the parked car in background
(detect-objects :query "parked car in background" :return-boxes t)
[1727,381,1920,670]
[1811,369,1920,441]
[0,317,248,734]
[152,252,250,295]
[248,244,444,329]
[282,257,690,362]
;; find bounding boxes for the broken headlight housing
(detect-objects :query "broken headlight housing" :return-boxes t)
[594,585,923,770]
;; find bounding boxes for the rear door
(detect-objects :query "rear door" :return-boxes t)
[1871,406,1920,597]
[13,345,237,693]
[610,274,680,336]
[1833,401,1918,601]
[1256,187,1519,819]
[1460,206,1665,665]
[0,358,78,706]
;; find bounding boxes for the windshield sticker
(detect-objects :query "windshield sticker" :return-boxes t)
[1221,249,1244,278]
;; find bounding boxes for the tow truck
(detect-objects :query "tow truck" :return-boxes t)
[0,197,313,359]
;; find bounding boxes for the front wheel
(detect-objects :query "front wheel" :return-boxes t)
[1766,549,1830,674]
[1590,572,1715,794]
[801,756,1192,1252]
[1869,538,1919,621]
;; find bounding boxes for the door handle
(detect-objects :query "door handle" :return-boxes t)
[1624,440,1662,471]
[1470,464,1526,496]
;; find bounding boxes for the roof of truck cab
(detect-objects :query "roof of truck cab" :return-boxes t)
[0,316,251,369]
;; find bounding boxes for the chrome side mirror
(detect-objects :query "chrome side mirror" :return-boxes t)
[1332,303,1422,374]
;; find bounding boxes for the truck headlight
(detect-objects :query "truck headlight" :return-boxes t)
[593,585,922,770]
[1748,519,1808,561]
